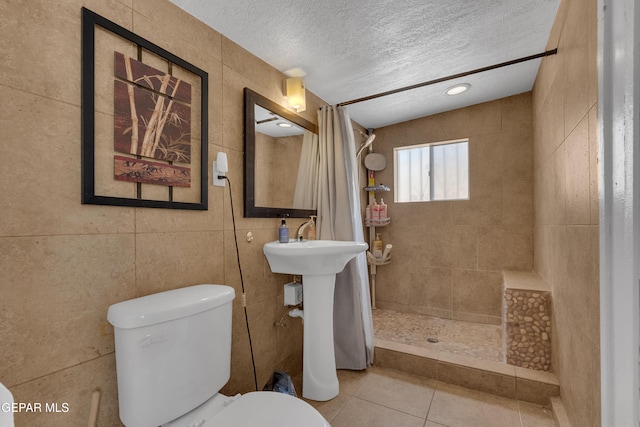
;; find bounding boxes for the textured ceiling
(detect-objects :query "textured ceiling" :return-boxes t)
[170,0,560,129]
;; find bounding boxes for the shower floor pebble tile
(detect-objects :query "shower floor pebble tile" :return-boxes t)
[372,309,504,362]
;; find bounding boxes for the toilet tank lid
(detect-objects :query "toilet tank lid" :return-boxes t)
[107,284,235,329]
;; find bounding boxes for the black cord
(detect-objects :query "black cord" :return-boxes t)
[221,175,259,391]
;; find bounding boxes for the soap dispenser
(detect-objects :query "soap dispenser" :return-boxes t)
[279,216,289,243]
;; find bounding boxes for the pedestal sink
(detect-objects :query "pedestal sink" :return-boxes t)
[263,239,368,401]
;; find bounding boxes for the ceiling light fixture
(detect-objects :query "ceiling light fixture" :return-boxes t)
[277,122,292,128]
[285,77,306,112]
[445,83,471,96]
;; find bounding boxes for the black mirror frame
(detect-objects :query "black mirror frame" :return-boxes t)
[243,88,319,218]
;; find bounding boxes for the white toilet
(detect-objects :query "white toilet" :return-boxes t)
[107,284,330,427]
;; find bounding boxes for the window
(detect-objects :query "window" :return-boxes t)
[394,139,469,202]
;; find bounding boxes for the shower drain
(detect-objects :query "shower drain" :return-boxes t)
[426,337,439,343]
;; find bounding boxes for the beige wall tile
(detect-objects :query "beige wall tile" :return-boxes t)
[134,0,222,62]
[561,0,590,137]
[0,1,130,104]
[408,267,452,313]
[533,226,552,283]
[531,0,600,424]
[502,179,534,226]
[451,270,504,317]
[564,116,590,225]
[502,133,534,181]
[538,69,566,165]
[551,144,567,224]
[375,263,412,306]
[501,93,533,139]
[0,234,135,386]
[0,88,135,237]
[449,100,502,138]
[11,354,122,427]
[586,0,599,108]
[134,231,225,296]
[477,226,533,271]
[389,201,453,227]
[588,105,599,224]
[405,112,451,144]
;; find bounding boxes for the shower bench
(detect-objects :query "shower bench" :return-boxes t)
[502,271,552,372]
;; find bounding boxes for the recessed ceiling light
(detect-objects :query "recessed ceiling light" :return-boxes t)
[277,122,293,128]
[445,83,471,96]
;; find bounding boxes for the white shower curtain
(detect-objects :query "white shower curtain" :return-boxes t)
[316,105,373,369]
[293,130,319,209]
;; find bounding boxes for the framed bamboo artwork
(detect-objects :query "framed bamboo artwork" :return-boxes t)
[81,8,208,210]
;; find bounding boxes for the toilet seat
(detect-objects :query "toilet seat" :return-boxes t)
[204,391,329,427]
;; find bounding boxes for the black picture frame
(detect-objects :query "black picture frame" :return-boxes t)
[81,7,208,210]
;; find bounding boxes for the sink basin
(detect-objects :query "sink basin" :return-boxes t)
[263,239,368,401]
[263,239,368,275]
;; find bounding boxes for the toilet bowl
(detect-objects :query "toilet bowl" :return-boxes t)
[165,391,327,427]
[108,284,330,427]
[0,382,15,427]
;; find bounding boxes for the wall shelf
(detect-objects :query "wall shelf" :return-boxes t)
[364,217,391,227]
[364,185,390,192]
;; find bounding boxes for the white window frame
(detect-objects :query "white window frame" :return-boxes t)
[393,138,469,203]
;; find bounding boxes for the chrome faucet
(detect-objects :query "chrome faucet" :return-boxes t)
[296,216,316,241]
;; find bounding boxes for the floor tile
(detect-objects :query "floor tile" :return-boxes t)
[518,401,555,427]
[305,393,351,423]
[337,369,368,396]
[353,367,436,418]
[427,382,521,427]
[330,396,425,427]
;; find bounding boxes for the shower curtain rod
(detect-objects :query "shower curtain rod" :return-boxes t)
[336,49,558,107]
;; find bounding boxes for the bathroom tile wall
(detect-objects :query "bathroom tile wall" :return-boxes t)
[0,1,324,425]
[532,0,600,425]
[373,92,534,325]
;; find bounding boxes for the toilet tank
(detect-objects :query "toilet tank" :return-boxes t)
[107,285,235,427]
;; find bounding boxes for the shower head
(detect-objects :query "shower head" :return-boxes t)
[356,133,376,158]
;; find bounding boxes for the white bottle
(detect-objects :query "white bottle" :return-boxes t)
[379,199,387,221]
[371,199,380,223]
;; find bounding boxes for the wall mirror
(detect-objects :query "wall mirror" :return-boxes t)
[244,88,319,218]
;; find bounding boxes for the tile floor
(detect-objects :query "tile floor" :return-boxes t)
[372,309,504,362]
[296,367,555,427]
[293,309,555,426]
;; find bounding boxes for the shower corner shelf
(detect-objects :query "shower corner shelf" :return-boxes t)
[364,185,390,192]
[365,217,391,227]
[367,257,391,266]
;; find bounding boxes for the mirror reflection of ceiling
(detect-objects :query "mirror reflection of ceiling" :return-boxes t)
[255,105,306,138]
[170,0,560,129]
